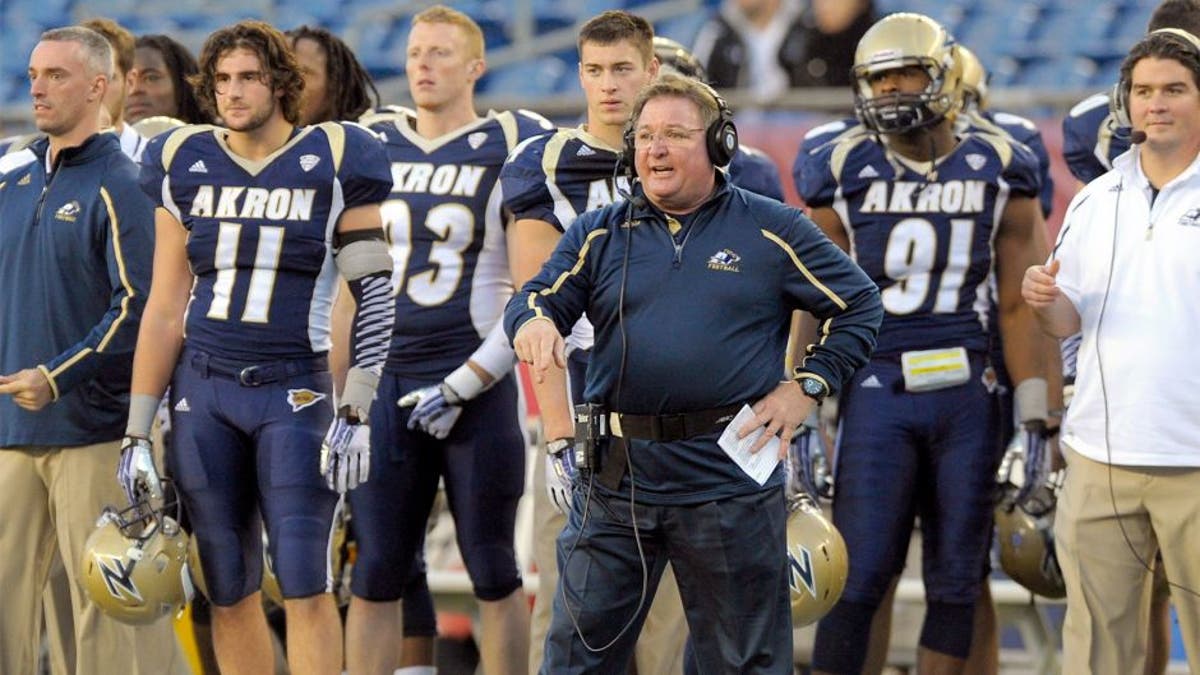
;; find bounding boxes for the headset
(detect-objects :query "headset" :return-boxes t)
[621,79,739,175]
[1110,27,1200,139]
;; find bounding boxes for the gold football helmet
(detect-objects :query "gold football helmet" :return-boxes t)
[653,36,707,81]
[852,13,963,133]
[995,435,1066,599]
[787,495,848,626]
[80,495,191,625]
[957,46,989,111]
[131,115,186,139]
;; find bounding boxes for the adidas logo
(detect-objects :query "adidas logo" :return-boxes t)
[189,160,207,173]
[174,398,191,412]
[860,375,883,388]
[576,145,596,157]
[857,165,879,179]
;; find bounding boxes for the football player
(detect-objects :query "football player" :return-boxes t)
[343,7,553,675]
[287,25,380,126]
[795,14,1052,674]
[125,34,205,125]
[121,20,393,675]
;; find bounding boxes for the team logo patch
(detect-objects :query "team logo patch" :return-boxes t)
[189,160,208,173]
[576,144,596,157]
[17,173,30,185]
[788,542,819,599]
[1178,207,1200,227]
[286,388,327,412]
[468,132,487,150]
[299,154,320,172]
[55,200,81,222]
[706,248,741,273]
[94,553,144,602]
[965,153,988,171]
[857,164,879,179]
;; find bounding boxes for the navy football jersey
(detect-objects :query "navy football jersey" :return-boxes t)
[963,110,1054,217]
[797,128,1041,357]
[728,144,784,201]
[366,108,554,378]
[1062,91,1129,184]
[139,122,392,362]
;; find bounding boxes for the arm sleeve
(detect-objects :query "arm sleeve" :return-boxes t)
[728,147,784,201]
[464,320,518,381]
[500,136,566,231]
[503,210,604,343]
[338,123,394,208]
[43,164,154,397]
[1002,140,1043,200]
[770,207,882,394]
[794,140,841,208]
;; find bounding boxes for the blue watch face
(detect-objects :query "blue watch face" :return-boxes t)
[802,378,825,398]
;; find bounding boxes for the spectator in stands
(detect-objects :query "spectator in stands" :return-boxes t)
[125,35,204,124]
[287,25,380,125]
[1024,28,1200,674]
[692,0,873,100]
[791,0,875,89]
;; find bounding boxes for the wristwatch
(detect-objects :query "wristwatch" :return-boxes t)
[796,375,829,404]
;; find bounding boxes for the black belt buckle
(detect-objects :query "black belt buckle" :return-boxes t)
[237,365,266,387]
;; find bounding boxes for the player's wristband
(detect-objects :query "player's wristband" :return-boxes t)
[443,364,486,405]
[1015,377,1049,423]
[125,393,161,438]
[341,366,380,422]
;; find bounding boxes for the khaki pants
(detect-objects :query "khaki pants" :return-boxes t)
[1056,446,1200,674]
[0,442,188,675]
[529,452,688,674]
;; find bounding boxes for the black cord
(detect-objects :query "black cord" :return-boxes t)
[559,185,652,654]
[1094,177,1199,599]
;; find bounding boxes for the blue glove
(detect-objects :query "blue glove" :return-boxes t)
[398,383,464,440]
[117,435,163,505]
[1014,420,1050,508]
[545,437,577,514]
[788,426,833,501]
[320,416,371,493]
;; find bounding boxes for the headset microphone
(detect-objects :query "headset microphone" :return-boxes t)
[616,185,647,211]
[1129,129,1148,144]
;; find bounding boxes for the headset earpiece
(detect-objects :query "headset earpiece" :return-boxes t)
[698,82,739,167]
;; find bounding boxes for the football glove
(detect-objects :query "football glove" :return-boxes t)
[398,382,464,440]
[545,437,578,514]
[788,425,833,501]
[1015,419,1052,509]
[320,415,371,493]
[117,435,163,505]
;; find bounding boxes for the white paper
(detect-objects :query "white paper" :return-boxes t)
[717,404,781,486]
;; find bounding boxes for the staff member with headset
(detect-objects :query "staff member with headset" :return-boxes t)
[1023,28,1200,673]
[505,72,881,672]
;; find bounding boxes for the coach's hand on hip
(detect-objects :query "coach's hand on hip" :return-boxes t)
[0,368,54,411]
[740,380,813,459]
[513,317,565,384]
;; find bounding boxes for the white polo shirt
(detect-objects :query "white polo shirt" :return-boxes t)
[1055,147,1200,467]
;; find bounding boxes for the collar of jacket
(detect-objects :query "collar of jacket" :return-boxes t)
[627,169,734,224]
[31,132,121,169]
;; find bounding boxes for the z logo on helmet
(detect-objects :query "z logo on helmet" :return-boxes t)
[788,543,818,598]
[95,554,144,602]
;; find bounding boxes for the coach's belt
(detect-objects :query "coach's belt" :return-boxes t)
[607,403,743,442]
[187,350,328,387]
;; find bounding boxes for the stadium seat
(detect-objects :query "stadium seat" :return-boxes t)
[480,55,568,97]
[655,13,709,52]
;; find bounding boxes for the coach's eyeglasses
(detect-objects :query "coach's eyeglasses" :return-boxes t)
[214,71,271,95]
[632,126,704,149]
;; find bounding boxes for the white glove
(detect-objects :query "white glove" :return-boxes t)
[320,416,371,493]
[545,437,577,514]
[117,435,163,505]
[398,383,464,440]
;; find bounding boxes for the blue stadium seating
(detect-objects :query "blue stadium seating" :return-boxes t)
[480,55,569,97]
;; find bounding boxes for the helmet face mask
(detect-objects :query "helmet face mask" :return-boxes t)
[652,36,707,82]
[80,493,192,625]
[852,13,963,134]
